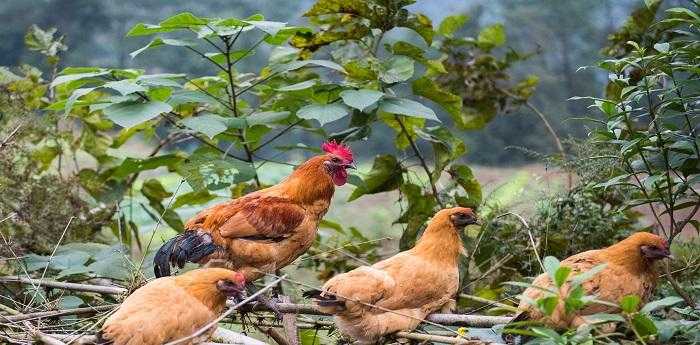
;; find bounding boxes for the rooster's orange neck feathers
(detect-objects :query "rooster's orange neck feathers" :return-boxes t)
[281,155,335,204]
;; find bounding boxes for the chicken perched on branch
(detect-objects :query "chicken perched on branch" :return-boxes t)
[154,141,354,281]
[98,268,245,345]
[509,232,672,332]
[305,207,479,344]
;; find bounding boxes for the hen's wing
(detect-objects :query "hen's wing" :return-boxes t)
[316,266,395,313]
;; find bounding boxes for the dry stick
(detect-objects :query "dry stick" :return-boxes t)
[23,320,69,345]
[4,305,115,323]
[459,294,518,313]
[0,123,23,150]
[395,331,501,345]
[499,212,544,272]
[255,324,291,345]
[394,115,445,208]
[280,296,299,345]
[28,216,75,307]
[164,275,286,345]
[0,277,127,295]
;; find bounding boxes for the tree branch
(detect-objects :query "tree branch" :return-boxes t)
[393,115,444,207]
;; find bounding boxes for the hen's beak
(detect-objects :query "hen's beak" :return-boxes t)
[344,162,357,170]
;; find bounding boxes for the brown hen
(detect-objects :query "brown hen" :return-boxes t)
[512,232,671,330]
[306,207,478,344]
[98,268,245,345]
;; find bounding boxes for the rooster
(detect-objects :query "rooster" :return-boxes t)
[98,268,245,345]
[153,141,354,281]
[506,232,672,339]
[305,207,478,344]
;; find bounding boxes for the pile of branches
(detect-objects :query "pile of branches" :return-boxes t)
[0,276,512,345]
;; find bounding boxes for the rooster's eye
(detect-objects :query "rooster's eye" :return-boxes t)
[331,157,341,163]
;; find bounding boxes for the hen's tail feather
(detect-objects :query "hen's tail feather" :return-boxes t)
[303,289,345,308]
[153,230,218,278]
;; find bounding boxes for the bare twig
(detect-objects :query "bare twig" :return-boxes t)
[498,212,543,272]
[0,276,127,295]
[393,115,444,207]
[459,294,518,313]
[663,261,696,308]
[280,296,298,345]
[395,331,502,345]
[0,124,23,150]
[4,305,115,322]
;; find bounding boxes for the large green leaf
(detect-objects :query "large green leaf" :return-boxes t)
[176,148,256,190]
[379,97,440,122]
[130,38,196,58]
[379,56,414,84]
[340,89,384,112]
[449,164,482,207]
[477,23,506,50]
[348,155,404,201]
[272,59,346,74]
[103,100,173,128]
[297,103,349,126]
[102,79,147,95]
[110,154,183,180]
[412,77,462,119]
[181,114,245,139]
[438,14,469,38]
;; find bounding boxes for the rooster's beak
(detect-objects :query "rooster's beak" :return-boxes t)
[344,163,357,170]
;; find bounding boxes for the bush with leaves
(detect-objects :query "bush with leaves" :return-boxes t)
[585,1,699,304]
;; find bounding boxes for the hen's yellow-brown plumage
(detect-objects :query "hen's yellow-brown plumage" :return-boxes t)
[515,232,670,330]
[99,268,244,345]
[311,207,478,344]
[153,144,354,281]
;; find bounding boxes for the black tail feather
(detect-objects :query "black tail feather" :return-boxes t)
[153,230,218,278]
[302,289,345,308]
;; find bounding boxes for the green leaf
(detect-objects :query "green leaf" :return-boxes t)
[583,313,626,324]
[554,266,572,288]
[379,97,440,122]
[205,49,256,65]
[111,154,183,180]
[176,148,256,190]
[340,89,384,112]
[130,38,196,58]
[570,263,607,286]
[160,12,209,27]
[103,79,147,96]
[348,155,404,201]
[319,219,344,234]
[51,70,109,88]
[641,296,684,313]
[297,103,349,126]
[412,77,462,121]
[632,313,658,337]
[653,42,670,53]
[181,114,243,139]
[438,14,469,37]
[172,190,217,209]
[543,256,561,282]
[272,59,346,74]
[620,295,641,313]
[379,56,414,84]
[247,111,292,125]
[276,79,317,91]
[537,296,559,316]
[449,165,482,207]
[477,23,506,50]
[103,100,173,128]
[246,20,287,36]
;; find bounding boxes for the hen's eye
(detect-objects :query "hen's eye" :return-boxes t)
[332,157,341,163]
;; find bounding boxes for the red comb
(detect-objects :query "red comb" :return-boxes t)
[321,140,353,162]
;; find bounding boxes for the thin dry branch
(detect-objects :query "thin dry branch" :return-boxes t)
[3,305,115,323]
[395,331,505,345]
[0,276,127,295]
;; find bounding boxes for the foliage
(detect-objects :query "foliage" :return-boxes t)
[587,3,700,246]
